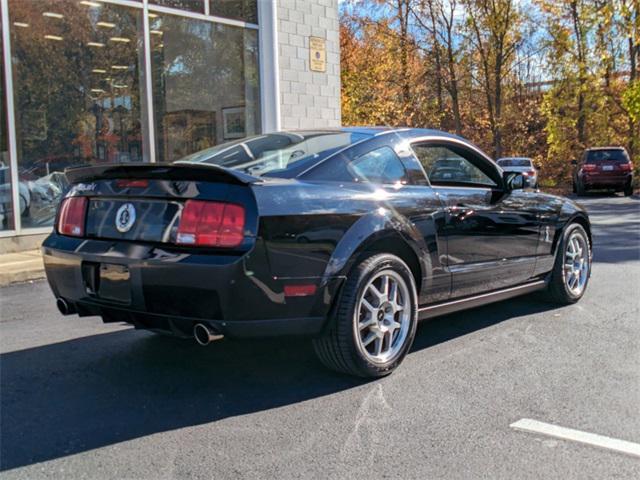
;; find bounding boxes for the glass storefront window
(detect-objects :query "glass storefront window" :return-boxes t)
[150,1,205,14]
[150,14,260,163]
[8,0,148,228]
[1,18,16,231]
[210,1,258,24]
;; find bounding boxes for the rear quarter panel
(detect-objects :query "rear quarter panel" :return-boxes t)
[252,180,447,304]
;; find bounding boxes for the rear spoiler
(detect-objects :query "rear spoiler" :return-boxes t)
[64,162,261,186]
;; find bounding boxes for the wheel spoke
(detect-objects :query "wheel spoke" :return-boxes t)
[374,337,383,356]
[359,316,375,330]
[386,330,395,349]
[368,284,384,304]
[380,276,389,297]
[361,298,377,315]
[362,331,376,347]
[389,280,398,305]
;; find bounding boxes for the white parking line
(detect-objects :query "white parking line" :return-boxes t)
[510,418,640,458]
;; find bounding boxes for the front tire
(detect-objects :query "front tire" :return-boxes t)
[542,223,591,304]
[313,254,418,377]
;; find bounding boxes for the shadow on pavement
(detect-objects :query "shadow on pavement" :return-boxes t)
[0,294,557,471]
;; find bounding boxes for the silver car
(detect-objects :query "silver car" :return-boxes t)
[497,157,539,188]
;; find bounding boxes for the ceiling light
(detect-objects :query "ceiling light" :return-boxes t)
[111,65,129,70]
[13,22,29,28]
[112,84,127,89]
[150,30,163,35]
[92,68,107,74]
[87,42,105,47]
[80,1,102,6]
[97,21,116,28]
[43,12,64,19]
[44,35,63,41]
[109,37,130,43]
[148,13,158,18]
[90,88,105,93]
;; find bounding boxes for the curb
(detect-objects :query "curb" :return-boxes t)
[0,250,46,287]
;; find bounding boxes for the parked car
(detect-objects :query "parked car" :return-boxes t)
[497,157,539,188]
[572,147,634,196]
[42,128,592,377]
[0,164,31,227]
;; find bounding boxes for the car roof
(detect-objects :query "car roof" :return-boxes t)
[497,157,532,161]
[585,146,626,151]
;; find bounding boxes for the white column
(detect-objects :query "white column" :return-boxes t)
[1,0,21,232]
[257,0,281,133]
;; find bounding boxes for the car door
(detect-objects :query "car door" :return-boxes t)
[411,141,541,298]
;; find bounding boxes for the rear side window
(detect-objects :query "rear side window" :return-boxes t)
[498,158,532,167]
[304,146,407,185]
[585,150,629,164]
[349,147,407,184]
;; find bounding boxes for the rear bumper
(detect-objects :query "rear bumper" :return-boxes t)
[42,233,342,338]
[581,174,632,188]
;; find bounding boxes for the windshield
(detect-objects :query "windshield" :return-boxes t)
[175,131,369,177]
[497,158,532,167]
[586,149,629,164]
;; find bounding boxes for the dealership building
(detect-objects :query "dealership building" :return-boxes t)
[0,0,340,251]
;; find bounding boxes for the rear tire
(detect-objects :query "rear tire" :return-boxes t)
[313,253,418,378]
[542,223,591,305]
[624,183,633,197]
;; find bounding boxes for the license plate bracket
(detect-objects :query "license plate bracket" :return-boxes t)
[98,263,131,303]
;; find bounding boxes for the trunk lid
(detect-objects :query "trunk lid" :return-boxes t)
[62,163,259,249]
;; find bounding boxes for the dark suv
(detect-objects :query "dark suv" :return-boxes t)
[572,147,634,196]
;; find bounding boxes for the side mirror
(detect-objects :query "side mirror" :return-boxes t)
[571,159,578,166]
[504,172,525,191]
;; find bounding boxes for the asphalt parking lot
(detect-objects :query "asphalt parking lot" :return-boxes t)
[1,194,639,479]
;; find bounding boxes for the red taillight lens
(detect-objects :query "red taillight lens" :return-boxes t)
[620,163,632,172]
[176,200,245,248]
[582,164,596,172]
[57,197,88,237]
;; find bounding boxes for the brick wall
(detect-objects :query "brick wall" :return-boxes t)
[277,0,341,129]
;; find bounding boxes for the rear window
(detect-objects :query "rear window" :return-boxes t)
[497,158,532,167]
[586,150,629,164]
[176,132,369,177]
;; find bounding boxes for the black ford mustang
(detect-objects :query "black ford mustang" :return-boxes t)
[43,128,592,377]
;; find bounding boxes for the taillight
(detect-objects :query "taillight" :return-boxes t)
[522,170,535,176]
[582,164,596,172]
[57,197,88,237]
[176,200,245,248]
[620,163,632,172]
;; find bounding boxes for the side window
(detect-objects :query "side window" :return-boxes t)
[303,145,407,184]
[412,144,497,187]
[348,147,407,184]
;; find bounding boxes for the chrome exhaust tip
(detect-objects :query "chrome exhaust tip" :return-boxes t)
[56,297,76,315]
[193,323,224,346]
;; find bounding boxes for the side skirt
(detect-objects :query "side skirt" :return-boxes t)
[418,280,547,321]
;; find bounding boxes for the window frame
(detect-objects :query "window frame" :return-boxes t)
[409,138,504,190]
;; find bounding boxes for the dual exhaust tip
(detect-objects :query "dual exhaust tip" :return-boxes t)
[193,323,224,346]
[56,297,76,316]
[56,298,223,345]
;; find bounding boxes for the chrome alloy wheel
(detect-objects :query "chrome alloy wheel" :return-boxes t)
[354,270,411,364]
[564,232,590,296]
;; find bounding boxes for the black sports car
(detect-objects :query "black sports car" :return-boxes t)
[43,128,592,377]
